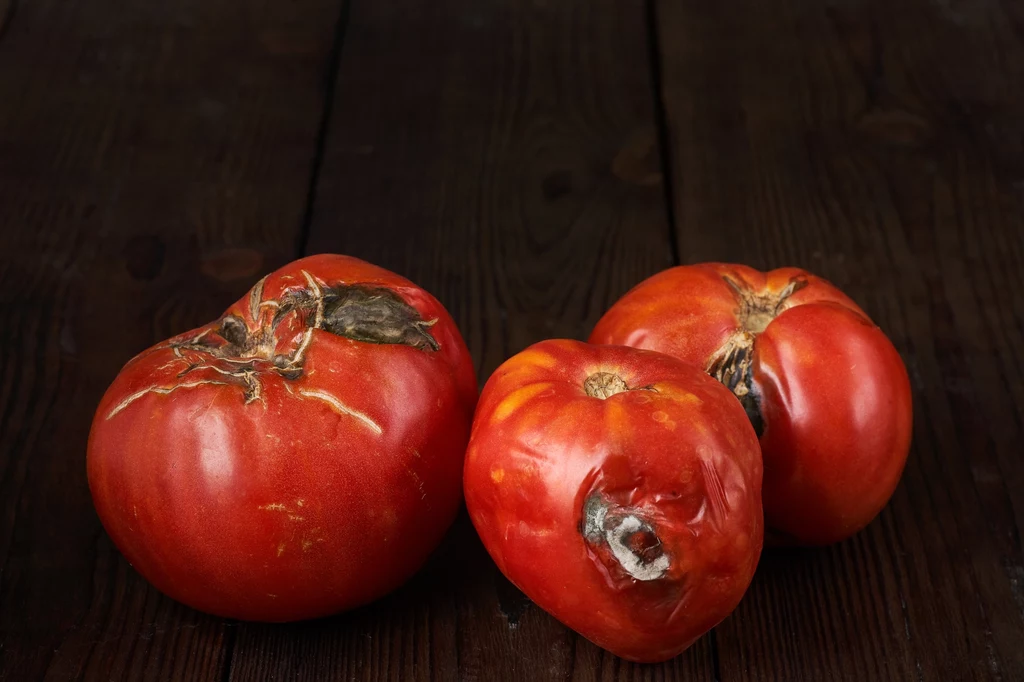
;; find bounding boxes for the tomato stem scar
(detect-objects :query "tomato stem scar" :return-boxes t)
[583,372,629,399]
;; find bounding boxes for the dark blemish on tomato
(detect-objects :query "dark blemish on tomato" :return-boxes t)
[705,275,808,437]
[320,285,439,351]
[218,315,249,347]
[706,338,765,438]
[270,284,438,352]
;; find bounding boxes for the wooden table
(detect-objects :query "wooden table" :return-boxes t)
[2,0,1023,679]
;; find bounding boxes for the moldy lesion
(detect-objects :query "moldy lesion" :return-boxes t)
[582,493,670,582]
[274,283,439,352]
[185,271,438,375]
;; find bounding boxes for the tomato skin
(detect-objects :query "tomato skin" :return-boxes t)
[590,263,913,545]
[87,254,476,621]
[464,340,763,663]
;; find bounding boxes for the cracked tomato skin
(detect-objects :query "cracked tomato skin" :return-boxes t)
[87,254,477,621]
[464,340,762,663]
[589,263,913,545]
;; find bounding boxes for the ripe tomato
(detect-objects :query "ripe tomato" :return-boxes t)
[590,264,913,545]
[88,254,477,621]
[464,340,763,662]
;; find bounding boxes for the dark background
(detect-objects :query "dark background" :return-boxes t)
[2,0,1023,680]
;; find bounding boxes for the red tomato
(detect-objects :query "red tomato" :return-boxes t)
[88,254,477,621]
[590,264,913,545]
[464,340,763,662]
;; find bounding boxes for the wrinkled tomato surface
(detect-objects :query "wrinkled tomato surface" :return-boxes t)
[464,340,762,662]
[590,263,913,545]
[88,254,477,621]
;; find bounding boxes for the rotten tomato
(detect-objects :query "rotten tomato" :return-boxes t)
[590,264,913,545]
[87,254,477,621]
[464,340,763,662]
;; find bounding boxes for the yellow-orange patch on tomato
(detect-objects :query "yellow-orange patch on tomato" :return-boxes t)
[515,349,559,369]
[492,382,554,422]
[689,419,709,436]
[601,399,632,439]
[509,408,546,445]
[491,468,505,483]
[663,387,702,405]
[547,339,581,352]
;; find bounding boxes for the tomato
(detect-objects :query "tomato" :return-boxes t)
[87,254,477,621]
[590,264,913,545]
[464,340,762,663]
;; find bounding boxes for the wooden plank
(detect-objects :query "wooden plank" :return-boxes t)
[656,0,1024,679]
[0,0,341,679]
[228,1,708,680]
[0,0,12,40]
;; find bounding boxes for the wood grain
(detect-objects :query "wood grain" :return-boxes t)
[240,0,697,680]
[0,0,14,41]
[656,0,1024,679]
[0,0,340,679]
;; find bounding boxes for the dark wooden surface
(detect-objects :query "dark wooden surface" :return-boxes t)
[1,0,1022,679]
